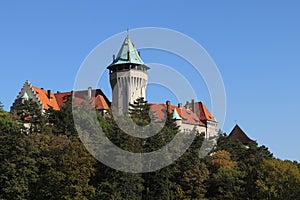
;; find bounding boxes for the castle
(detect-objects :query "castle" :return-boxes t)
[11,35,218,138]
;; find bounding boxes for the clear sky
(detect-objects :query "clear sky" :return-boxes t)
[0,1,299,161]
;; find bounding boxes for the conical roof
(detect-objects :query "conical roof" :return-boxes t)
[228,124,253,144]
[108,35,145,67]
[172,108,182,120]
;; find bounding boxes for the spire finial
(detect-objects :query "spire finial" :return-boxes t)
[126,27,129,35]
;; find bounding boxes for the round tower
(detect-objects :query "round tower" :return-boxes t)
[107,35,150,115]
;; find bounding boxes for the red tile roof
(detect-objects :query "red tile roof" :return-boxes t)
[29,85,111,111]
[150,103,206,126]
[54,92,72,108]
[93,94,110,110]
[189,102,216,121]
[54,89,110,110]
[31,86,60,110]
[228,125,253,144]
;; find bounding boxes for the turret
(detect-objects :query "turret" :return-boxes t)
[107,35,150,115]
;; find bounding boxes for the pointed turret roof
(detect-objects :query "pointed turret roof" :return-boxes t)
[172,108,182,120]
[108,35,145,67]
[21,92,29,100]
[228,124,253,144]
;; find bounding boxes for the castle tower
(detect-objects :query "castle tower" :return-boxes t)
[107,35,150,115]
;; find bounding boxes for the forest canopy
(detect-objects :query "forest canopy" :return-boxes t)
[1,99,300,200]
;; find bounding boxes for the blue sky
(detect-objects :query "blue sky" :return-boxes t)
[0,1,299,161]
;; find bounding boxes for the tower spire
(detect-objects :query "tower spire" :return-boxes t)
[107,34,148,67]
[107,35,150,115]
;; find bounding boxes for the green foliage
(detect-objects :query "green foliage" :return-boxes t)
[208,168,245,200]
[172,129,209,199]
[1,98,300,199]
[94,168,144,200]
[206,150,245,199]
[46,98,77,136]
[31,134,96,200]
[175,161,209,199]
[86,106,145,200]
[210,150,237,171]
[129,97,151,125]
[11,98,44,134]
[0,132,39,199]
[216,133,273,162]
[0,103,20,134]
[140,112,180,199]
[255,159,300,199]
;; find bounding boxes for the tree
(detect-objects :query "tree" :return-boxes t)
[0,101,38,199]
[141,112,180,199]
[207,168,245,200]
[11,98,44,134]
[210,150,237,170]
[90,110,144,200]
[129,97,151,125]
[216,133,273,162]
[46,98,77,136]
[175,160,209,200]
[172,129,209,199]
[0,132,39,199]
[31,134,96,200]
[0,101,20,134]
[214,133,273,199]
[206,150,245,199]
[255,159,300,199]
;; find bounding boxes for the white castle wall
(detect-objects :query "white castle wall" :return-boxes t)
[110,69,148,115]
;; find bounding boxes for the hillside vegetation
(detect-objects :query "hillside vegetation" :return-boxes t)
[1,99,300,200]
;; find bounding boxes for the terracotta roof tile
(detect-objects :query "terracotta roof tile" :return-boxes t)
[31,86,60,110]
[93,95,110,110]
[54,92,72,108]
[150,103,205,126]
[189,101,216,121]
[54,89,110,110]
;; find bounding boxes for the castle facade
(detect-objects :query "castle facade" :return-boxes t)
[11,35,218,138]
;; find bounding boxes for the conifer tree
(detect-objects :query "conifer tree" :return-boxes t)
[129,97,151,125]
[173,129,209,199]
[141,112,180,199]
[11,98,44,133]
[91,108,144,200]
[46,97,77,136]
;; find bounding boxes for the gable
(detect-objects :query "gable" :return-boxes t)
[228,125,253,144]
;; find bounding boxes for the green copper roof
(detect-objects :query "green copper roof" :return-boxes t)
[109,35,144,67]
[172,108,182,120]
[21,92,29,100]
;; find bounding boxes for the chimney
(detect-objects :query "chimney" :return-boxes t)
[88,87,92,99]
[113,54,115,61]
[191,99,195,113]
[138,51,141,57]
[166,100,171,113]
[127,51,130,60]
[178,103,182,109]
[47,90,51,100]
[185,101,190,110]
